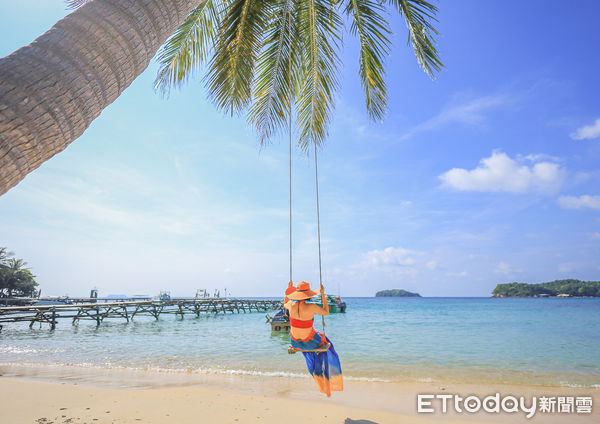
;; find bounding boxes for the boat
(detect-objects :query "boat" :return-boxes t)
[309,294,347,313]
[266,308,290,333]
[34,296,73,305]
[154,290,171,301]
[0,297,36,307]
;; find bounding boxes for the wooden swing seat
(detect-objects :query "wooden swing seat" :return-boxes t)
[288,342,330,354]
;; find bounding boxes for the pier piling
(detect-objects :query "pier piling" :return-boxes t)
[0,299,281,330]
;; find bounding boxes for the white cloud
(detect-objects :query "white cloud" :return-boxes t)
[518,153,561,162]
[439,151,565,194]
[447,271,468,277]
[494,262,523,275]
[558,195,600,211]
[400,94,508,140]
[570,118,600,140]
[426,260,438,270]
[467,253,488,260]
[364,247,417,267]
[351,247,424,289]
[589,232,600,241]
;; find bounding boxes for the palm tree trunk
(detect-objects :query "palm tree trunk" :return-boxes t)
[0,0,201,195]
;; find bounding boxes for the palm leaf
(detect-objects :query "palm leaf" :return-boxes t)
[64,0,92,10]
[206,0,274,115]
[247,0,300,144]
[295,0,342,150]
[147,0,442,148]
[388,0,442,77]
[346,0,391,120]
[154,0,222,95]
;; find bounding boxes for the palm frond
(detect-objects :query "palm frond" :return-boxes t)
[388,0,442,77]
[64,0,92,10]
[346,0,391,120]
[247,0,300,144]
[147,0,442,149]
[206,0,273,115]
[154,0,222,96]
[296,0,342,150]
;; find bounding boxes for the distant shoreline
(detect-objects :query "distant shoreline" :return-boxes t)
[492,279,600,298]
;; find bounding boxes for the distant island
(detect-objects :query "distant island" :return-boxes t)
[492,279,600,297]
[375,289,421,297]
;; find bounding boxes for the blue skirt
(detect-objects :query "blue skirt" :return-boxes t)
[290,331,343,396]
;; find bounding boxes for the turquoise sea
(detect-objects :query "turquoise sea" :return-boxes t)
[1,297,599,387]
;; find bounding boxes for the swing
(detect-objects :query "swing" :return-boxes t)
[288,343,330,354]
[282,0,329,356]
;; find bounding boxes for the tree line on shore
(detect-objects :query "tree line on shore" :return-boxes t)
[0,247,38,297]
[493,279,600,297]
[375,289,421,297]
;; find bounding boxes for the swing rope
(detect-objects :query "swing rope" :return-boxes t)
[313,142,325,335]
[288,0,293,285]
[288,8,294,281]
[287,0,326,339]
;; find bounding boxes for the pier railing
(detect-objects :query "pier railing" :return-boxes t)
[0,299,281,330]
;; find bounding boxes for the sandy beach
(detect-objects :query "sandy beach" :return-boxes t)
[1,364,598,424]
[0,378,456,424]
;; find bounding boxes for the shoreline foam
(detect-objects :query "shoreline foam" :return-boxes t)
[1,365,599,423]
[2,359,598,390]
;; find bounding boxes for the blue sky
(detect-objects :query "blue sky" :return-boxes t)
[1,0,599,297]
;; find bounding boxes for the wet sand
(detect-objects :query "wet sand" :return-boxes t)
[0,364,598,423]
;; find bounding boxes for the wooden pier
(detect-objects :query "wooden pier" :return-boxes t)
[0,299,281,330]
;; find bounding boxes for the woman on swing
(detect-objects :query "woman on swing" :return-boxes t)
[284,281,343,396]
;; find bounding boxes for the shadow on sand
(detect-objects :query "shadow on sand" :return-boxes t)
[345,419,379,424]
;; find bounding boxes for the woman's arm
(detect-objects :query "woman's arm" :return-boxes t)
[283,280,294,305]
[311,285,329,316]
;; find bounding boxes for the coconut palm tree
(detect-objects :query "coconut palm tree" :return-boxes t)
[0,0,441,196]
[0,257,38,297]
[0,247,11,264]
[155,0,442,150]
[0,0,201,196]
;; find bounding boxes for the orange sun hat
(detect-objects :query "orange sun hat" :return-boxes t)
[287,281,318,301]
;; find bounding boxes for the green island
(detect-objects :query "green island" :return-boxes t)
[375,289,421,297]
[492,279,600,297]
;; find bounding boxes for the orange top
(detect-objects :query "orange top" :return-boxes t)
[290,317,314,328]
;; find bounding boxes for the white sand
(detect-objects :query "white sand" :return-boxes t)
[0,366,598,424]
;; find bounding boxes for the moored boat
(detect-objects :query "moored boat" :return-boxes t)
[34,296,73,305]
[266,308,290,332]
[309,294,347,313]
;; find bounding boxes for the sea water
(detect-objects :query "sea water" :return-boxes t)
[1,297,599,387]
